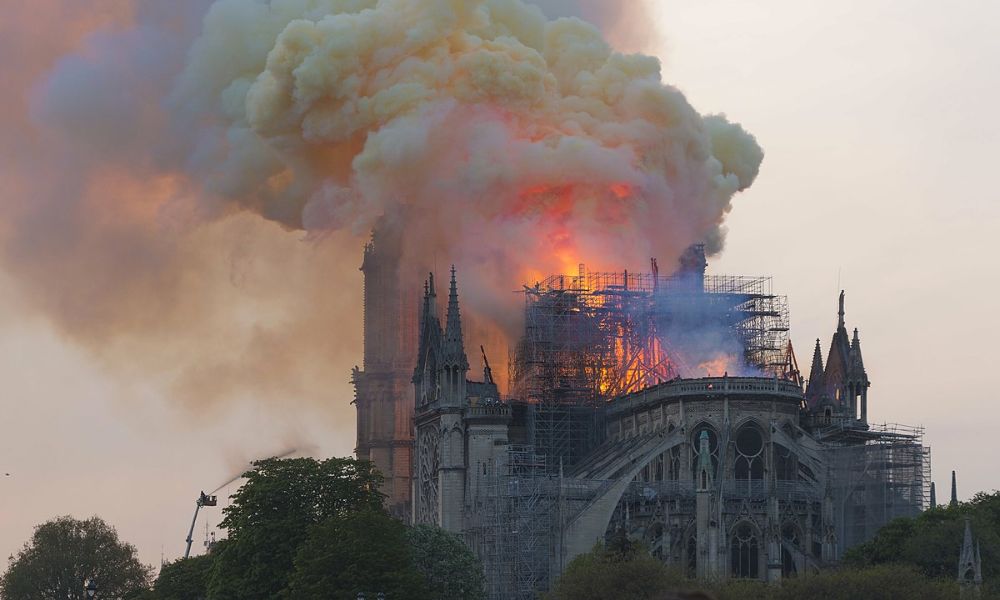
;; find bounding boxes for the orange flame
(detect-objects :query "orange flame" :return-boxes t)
[696,355,734,378]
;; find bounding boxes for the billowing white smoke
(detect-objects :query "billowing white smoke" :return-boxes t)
[175,0,762,293]
[6,0,762,410]
[529,0,659,52]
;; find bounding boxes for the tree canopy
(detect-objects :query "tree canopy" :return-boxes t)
[152,552,215,600]
[706,565,959,600]
[407,525,487,600]
[205,456,384,600]
[0,515,152,600]
[284,509,429,600]
[545,532,686,600]
[845,491,1000,589]
[547,530,967,600]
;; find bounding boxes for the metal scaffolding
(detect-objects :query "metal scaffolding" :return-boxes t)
[508,264,794,471]
[469,446,556,600]
[821,422,931,551]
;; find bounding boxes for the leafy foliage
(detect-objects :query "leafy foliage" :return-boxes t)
[546,533,687,600]
[845,491,1000,583]
[0,515,153,600]
[153,552,215,600]
[407,525,486,600]
[548,531,968,600]
[205,456,384,600]
[703,565,958,600]
[284,509,429,600]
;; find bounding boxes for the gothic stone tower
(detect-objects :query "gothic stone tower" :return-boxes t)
[412,268,470,532]
[410,267,505,534]
[352,220,419,519]
[806,291,870,423]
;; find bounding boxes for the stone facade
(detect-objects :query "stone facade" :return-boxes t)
[353,224,418,519]
[403,272,929,599]
[411,269,501,533]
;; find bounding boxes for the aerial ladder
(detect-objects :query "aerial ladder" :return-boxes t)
[184,491,218,559]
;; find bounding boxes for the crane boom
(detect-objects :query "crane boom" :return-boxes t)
[184,491,217,559]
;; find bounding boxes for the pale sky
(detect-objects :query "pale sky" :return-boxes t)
[1,0,998,570]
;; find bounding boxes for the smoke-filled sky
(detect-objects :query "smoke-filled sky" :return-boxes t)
[1,0,998,569]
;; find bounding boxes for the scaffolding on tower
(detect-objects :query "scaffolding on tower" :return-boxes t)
[508,257,795,470]
[819,422,931,549]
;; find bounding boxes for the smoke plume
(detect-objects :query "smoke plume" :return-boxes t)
[2,0,763,411]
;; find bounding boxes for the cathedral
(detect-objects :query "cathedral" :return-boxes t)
[353,236,931,600]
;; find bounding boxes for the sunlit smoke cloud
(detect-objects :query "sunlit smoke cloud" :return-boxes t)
[529,0,660,52]
[1,0,763,414]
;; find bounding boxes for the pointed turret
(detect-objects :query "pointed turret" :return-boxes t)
[413,273,445,405]
[443,266,469,370]
[416,279,431,359]
[849,328,866,374]
[838,290,846,331]
[428,272,438,315]
[951,471,959,507]
[806,339,824,397]
[824,291,853,404]
[812,290,870,421]
[958,518,983,588]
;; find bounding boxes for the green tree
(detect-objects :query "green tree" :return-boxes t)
[546,534,686,600]
[845,492,1000,583]
[284,509,429,600]
[693,565,959,600]
[407,525,486,600]
[152,552,215,600]
[769,564,957,600]
[0,515,153,600]
[205,456,383,600]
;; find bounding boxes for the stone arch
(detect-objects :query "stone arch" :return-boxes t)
[561,428,686,564]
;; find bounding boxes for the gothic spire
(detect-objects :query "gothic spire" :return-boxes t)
[414,273,444,384]
[951,471,959,507]
[849,328,866,374]
[443,266,469,370]
[838,290,846,330]
[958,518,982,585]
[810,338,824,380]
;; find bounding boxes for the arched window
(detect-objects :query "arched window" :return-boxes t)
[691,425,719,482]
[731,523,759,579]
[734,425,765,481]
